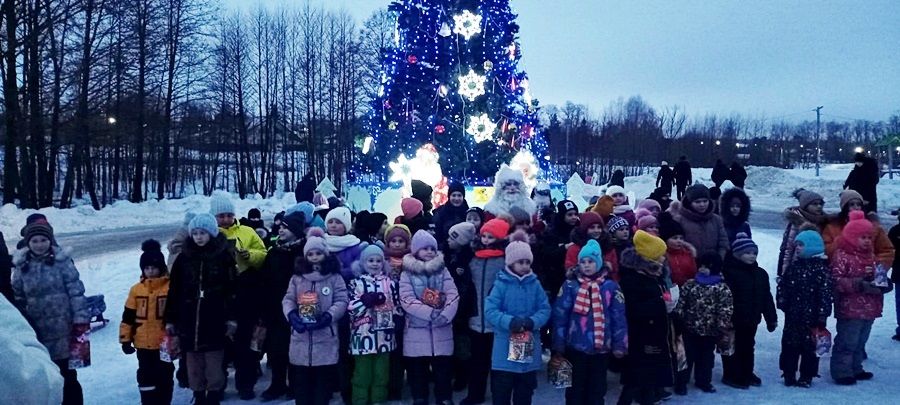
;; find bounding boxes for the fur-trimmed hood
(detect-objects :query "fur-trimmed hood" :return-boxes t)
[13,245,72,268]
[720,187,751,225]
[402,252,446,275]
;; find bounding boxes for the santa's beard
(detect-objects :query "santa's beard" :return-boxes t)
[501,191,522,203]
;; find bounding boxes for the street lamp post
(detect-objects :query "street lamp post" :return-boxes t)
[814,106,823,177]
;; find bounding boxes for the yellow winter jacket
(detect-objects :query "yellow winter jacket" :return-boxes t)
[119,277,170,350]
[220,221,268,273]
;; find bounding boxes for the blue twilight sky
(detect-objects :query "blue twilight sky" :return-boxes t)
[225,0,900,121]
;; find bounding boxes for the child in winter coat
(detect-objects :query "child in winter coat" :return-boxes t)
[400,230,460,405]
[165,214,238,405]
[778,189,828,276]
[382,223,411,400]
[462,218,510,405]
[444,222,478,392]
[607,216,632,260]
[721,233,777,389]
[672,184,730,259]
[120,240,174,404]
[777,230,833,388]
[282,228,349,405]
[607,186,636,227]
[553,239,627,405]
[720,187,752,244]
[467,207,486,232]
[618,231,672,405]
[564,212,619,281]
[348,245,402,405]
[659,212,697,287]
[674,253,733,394]
[485,231,551,405]
[636,209,660,236]
[12,221,89,405]
[830,211,891,385]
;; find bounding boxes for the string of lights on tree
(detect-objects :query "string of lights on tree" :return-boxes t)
[354,0,550,184]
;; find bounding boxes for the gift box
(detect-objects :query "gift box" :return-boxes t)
[372,303,395,331]
[421,288,443,308]
[813,327,832,358]
[69,327,91,369]
[250,324,267,352]
[159,334,180,362]
[873,263,889,288]
[507,331,534,364]
[298,291,320,324]
[548,357,573,389]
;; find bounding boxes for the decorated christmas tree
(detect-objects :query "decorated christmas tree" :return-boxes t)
[358,0,548,183]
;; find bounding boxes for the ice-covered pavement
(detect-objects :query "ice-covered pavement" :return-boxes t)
[75,228,900,405]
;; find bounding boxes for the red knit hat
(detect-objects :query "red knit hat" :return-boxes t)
[578,212,604,234]
[841,210,873,249]
[401,197,424,220]
[480,218,511,239]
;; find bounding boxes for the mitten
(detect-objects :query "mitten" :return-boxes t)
[509,317,526,333]
[121,342,135,355]
[288,310,307,334]
[522,317,535,331]
[360,292,380,308]
[313,312,333,330]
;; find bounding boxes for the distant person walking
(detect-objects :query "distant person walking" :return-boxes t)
[674,156,693,200]
[711,159,729,189]
[656,161,675,194]
[729,162,748,189]
[844,153,880,213]
[294,173,316,204]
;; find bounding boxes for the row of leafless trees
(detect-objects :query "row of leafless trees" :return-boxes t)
[544,97,900,175]
[0,0,394,209]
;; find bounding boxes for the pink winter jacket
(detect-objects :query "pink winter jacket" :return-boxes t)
[831,248,883,320]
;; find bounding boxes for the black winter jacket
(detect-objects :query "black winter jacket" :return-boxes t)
[260,240,305,328]
[165,234,238,352]
[776,257,832,349]
[619,249,673,387]
[723,256,777,328]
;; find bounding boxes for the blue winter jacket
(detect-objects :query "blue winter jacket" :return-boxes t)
[552,275,628,355]
[485,269,551,373]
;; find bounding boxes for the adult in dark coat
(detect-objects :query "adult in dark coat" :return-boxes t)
[294,173,316,204]
[843,153,880,213]
[656,162,675,194]
[648,187,672,213]
[673,156,693,200]
[258,212,306,400]
[609,169,625,188]
[729,162,748,189]
[711,159,729,188]
[432,182,469,245]
[619,248,673,405]
[353,211,388,245]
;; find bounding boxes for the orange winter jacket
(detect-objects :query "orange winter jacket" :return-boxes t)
[821,215,894,268]
[119,277,169,349]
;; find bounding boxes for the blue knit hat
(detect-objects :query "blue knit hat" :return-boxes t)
[607,215,629,234]
[795,230,825,258]
[287,202,317,225]
[359,244,384,263]
[209,193,235,216]
[189,213,220,237]
[578,239,603,265]
[731,232,758,256]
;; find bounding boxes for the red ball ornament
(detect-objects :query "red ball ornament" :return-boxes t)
[407,54,418,64]
[435,124,445,134]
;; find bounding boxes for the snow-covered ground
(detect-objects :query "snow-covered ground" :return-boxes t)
[73,228,900,405]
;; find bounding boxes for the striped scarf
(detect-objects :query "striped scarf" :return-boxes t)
[574,275,606,349]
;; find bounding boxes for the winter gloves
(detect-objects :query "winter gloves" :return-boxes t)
[288,310,307,334]
[857,279,885,295]
[361,292,387,308]
[313,312,333,330]
[121,342,136,355]
[288,310,333,334]
[508,317,535,333]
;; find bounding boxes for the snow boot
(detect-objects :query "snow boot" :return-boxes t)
[674,384,687,396]
[855,371,873,381]
[721,378,749,390]
[260,384,287,402]
[192,391,207,405]
[696,384,716,393]
[796,378,811,388]
[783,374,797,387]
[834,377,857,386]
[748,374,762,387]
[206,390,223,405]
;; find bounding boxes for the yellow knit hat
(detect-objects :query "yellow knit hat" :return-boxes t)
[633,230,667,262]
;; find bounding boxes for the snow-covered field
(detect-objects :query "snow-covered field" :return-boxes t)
[74,230,900,405]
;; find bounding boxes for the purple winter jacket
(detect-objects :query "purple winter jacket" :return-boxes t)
[399,253,459,357]
[328,239,366,282]
[282,260,348,367]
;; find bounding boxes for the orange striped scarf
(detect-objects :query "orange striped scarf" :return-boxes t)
[574,275,606,349]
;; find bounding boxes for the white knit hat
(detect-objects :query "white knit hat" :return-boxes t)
[325,207,353,232]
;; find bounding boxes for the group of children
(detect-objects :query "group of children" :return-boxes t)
[6,172,895,405]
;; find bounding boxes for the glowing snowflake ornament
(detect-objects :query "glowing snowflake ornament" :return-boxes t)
[457,70,486,101]
[467,114,496,143]
[389,154,414,184]
[453,10,482,40]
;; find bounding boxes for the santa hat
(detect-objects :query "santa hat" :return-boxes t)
[505,231,533,266]
[494,164,525,187]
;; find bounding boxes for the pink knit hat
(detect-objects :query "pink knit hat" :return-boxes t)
[637,199,661,213]
[505,231,533,266]
[637,214,659,233]
[410,230,438,255]
[401,198,424,220]
[841,210,873,249]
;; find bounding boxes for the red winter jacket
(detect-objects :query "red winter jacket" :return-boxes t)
[666,240,697,287]
[831,247,883,320]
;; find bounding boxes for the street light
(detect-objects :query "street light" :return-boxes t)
[854,146,864,153]
[107,116,117,124]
